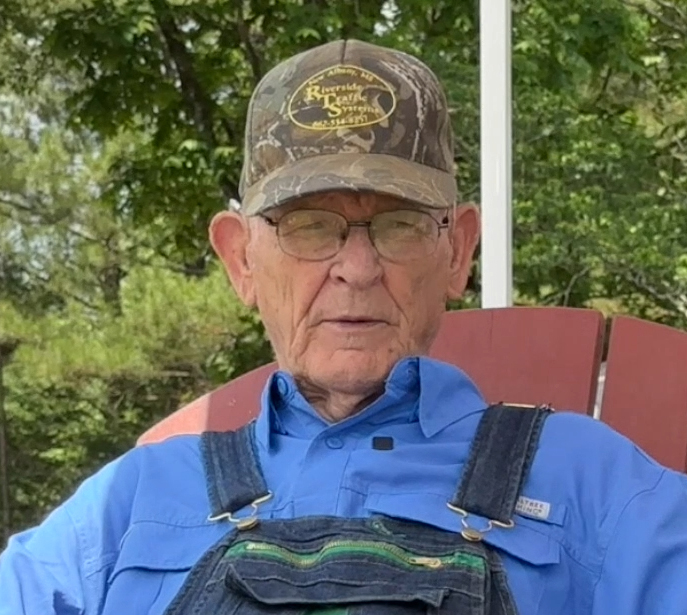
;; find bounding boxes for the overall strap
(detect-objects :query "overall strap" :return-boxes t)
[201,422,270,519]
[450,404,551,525]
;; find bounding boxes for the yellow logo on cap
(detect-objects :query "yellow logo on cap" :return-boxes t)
[288,64,396,131]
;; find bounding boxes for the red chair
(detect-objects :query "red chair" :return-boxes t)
[137,307,687,472]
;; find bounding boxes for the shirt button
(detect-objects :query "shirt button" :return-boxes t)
[325,436,344,449]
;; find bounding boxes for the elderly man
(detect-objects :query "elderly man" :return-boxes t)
[2,38,687,615]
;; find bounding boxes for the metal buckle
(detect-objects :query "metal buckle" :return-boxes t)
[446,503,515,542]
[207,492,273,530]
[497,402,554,411]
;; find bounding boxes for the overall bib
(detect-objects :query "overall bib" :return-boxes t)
[163,404,550,615]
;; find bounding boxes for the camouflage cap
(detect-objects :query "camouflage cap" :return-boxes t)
[238,39,457,215]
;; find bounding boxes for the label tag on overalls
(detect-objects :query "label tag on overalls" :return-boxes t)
[515,496,551,521]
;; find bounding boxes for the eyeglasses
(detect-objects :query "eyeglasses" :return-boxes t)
[260,208,450,263]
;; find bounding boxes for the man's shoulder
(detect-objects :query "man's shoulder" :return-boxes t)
[487,407,667,519]
[529,411,674,553]
[539,410,659,473]
[0,433,214,597]
[125,432,205,478]
[69,433,209,529]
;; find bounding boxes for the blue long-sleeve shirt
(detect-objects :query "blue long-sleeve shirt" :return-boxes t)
[2,356,687,614]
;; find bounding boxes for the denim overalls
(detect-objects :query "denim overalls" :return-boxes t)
[163,404,550,615]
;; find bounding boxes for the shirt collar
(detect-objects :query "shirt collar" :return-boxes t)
[255,356,487,449]
[417,357,487,437]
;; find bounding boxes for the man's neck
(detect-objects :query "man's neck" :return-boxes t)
[294,378,385,423]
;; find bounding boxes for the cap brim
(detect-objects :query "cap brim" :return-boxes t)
[241,153,457,215]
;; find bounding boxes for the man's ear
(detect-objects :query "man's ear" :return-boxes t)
[209,211,257,307]
[447,202,481,300]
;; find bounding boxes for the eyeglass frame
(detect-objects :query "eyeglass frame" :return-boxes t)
[258,207,452,263]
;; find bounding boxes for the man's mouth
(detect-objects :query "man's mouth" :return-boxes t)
[322,317,387,328]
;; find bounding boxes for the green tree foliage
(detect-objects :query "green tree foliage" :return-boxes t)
[0,0,685,541]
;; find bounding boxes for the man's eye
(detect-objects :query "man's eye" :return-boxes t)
[294,221,328,231]
[385,220,423,233]
[283,220,332,236]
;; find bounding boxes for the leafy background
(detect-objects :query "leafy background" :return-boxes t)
[0,0,685,543]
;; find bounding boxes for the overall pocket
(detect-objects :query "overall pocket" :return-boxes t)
[221,536,488,614]
[365,492,562,615]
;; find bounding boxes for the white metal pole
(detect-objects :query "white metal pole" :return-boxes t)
[480,0,513,308]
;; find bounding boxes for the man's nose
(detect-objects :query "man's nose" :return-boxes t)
[329,226,384,288]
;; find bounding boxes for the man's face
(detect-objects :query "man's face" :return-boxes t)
[211,191,479,396]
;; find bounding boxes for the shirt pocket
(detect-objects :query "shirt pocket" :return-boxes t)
[102,521,224,615]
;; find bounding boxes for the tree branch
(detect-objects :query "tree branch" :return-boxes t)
[563,267,592,306]
[235,4,263,85]
[654,0,687,23]
[593,67,614,106]
[152,2,217,148]
[0,197,100,243]
[150,0,236,201]
[538,266,592,306]
[609,263,687,318]
[621,0,687,36]
[0,195,35,216]
[219,117,237,143]
[25,266,101,311]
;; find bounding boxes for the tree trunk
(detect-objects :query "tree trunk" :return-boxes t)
[0,339,19,545]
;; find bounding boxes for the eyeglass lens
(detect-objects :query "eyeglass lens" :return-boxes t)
[274,209,444,262]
